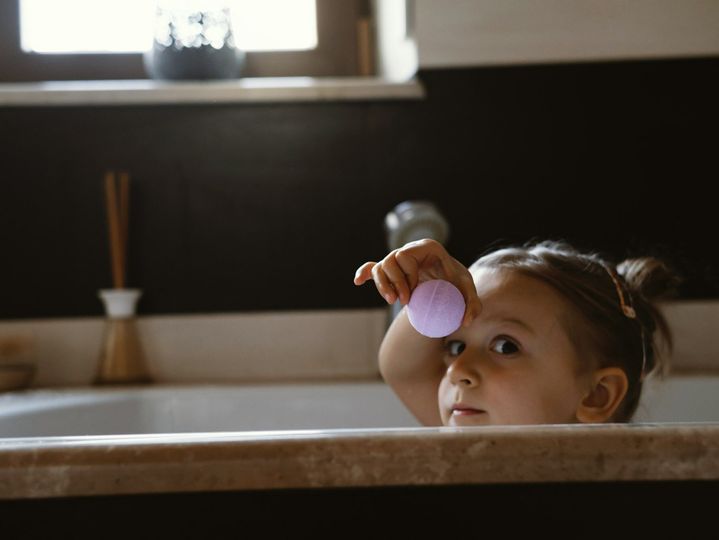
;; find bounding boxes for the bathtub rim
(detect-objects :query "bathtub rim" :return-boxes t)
[2,422,719,500]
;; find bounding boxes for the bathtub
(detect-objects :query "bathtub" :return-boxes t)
[0,375,717,439]
[0,381,421,438]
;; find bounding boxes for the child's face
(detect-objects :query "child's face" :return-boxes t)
[438,267,589,426]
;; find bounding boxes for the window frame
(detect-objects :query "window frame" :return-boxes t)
[0,0,365,82]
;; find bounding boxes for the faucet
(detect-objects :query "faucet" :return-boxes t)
[385,200,449,251]
[384,200,450,322]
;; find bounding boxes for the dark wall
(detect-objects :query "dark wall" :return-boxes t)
[1,58,718,320]
[1,482,716,537]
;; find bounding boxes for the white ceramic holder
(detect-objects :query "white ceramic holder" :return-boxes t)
[98,289,142,319]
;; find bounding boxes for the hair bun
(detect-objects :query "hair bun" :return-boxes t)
[616,257,682,301]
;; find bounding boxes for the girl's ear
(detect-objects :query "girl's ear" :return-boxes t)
[575,367,629,423]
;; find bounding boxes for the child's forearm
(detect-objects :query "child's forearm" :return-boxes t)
[379,307,446,426]
[354,239,482,426]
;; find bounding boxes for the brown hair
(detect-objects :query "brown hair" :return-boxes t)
[469,240,682,422]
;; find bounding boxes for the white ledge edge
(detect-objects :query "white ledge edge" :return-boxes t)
[0,77,426,107]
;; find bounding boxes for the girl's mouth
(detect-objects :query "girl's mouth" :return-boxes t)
[451,406,485,416]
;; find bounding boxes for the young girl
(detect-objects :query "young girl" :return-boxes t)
[354,238,680,425]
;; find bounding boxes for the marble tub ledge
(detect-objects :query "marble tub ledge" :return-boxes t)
[1,423,718,500]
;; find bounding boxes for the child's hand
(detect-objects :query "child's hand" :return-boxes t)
[353,238,481,327]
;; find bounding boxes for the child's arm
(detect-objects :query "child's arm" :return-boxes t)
[354,239,482,426]
[377,307,448,425]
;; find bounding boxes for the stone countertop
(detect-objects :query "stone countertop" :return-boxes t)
[1,423,718,500]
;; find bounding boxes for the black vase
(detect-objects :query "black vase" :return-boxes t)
[144,5,245,81]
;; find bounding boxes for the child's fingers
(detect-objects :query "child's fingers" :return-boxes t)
[354,261,398,304]
[353,262,376,285]
[394,250,420,291]
[463,295,483,327]
[456,272,482,327]
[398,238,453,280]
[371,264,397,304]
[382,255,412,305]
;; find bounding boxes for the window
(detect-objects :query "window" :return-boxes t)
[0,0,368,82]
[20,0,318,54]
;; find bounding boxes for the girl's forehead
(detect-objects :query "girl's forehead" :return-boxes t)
[471,267,570,319]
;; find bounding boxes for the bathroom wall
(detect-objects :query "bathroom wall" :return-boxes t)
[1,57,718,320]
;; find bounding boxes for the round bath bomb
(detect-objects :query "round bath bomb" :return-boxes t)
[406,279,465,338]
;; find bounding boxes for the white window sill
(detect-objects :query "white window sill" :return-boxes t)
[0,77,425,107]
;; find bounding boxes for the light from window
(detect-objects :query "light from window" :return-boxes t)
[20,0,317,54]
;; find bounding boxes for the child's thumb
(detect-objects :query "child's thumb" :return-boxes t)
[462,295,482,327]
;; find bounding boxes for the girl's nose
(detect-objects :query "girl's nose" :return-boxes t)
[447,353,480,387]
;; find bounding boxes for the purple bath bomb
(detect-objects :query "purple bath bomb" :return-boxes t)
[406,279,466,338]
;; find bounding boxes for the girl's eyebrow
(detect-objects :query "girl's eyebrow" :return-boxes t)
[483,315,536,335]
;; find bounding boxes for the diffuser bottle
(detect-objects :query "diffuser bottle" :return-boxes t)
[95,289,153,385]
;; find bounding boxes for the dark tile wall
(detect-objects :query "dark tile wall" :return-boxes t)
[1,57,717,320]
[1,481,716,536]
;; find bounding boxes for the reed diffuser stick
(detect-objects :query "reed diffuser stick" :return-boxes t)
[104,170,128,289]
[119,171,130,271]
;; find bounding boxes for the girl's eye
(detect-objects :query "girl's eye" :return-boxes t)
[491,337,519,355]
[446,340,466,357]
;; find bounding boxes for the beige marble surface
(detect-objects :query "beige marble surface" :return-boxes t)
[1,301,717,390]
[1,423,718,500]
[0,309,387,387]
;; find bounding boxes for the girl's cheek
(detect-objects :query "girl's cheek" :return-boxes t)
[437,376,453,422]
